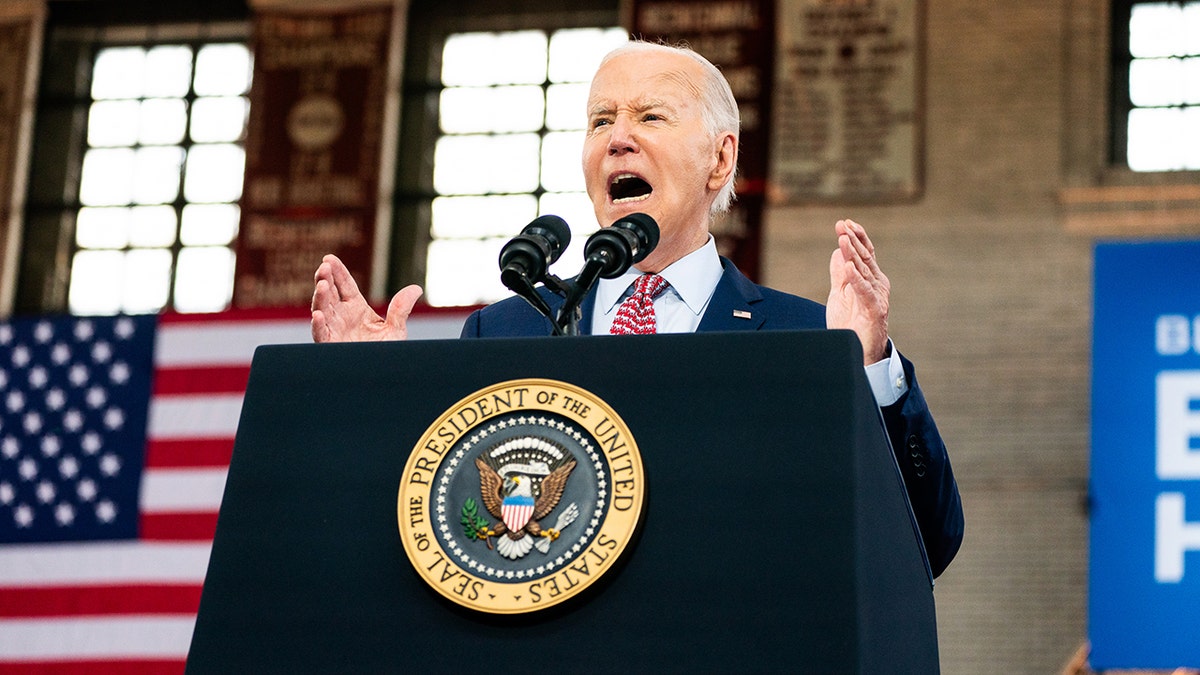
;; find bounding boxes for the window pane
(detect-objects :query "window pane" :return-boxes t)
[1188,4,1200,55]
[540,131,585,192]
[174,247,234,313]
[181,203,240,245]
[92,47,145,100]
[76,207,130,249]
[87,100,140,147]
[539,192,598,236]
[195,44,252,96]
[1130,58,1184,106]
[548,28,627,83]
[1184,106,1200,169]
[440,86,545,134]
[144,46,192,98]
[1186,57,1200,104]
[434,134,540,195]
[80,148,135,206]
[539,191,598,277]
[190,96,248,142]
[122,249,172,313]
[133,146,184,204]
[441,33,493,86]
[431,195,538,239]
[442,31,547,86]
[184,144,245,202]
[1130,3,1185,58]
[546,83,589,130]
[139,98,188,145]
[69,250,125,314]
[425,237,507,306]
[1128,107,1185,170]
[128,205,177,247]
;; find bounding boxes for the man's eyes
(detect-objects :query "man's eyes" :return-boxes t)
[588,113,664,128]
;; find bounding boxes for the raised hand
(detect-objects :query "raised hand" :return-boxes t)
[310,254,423,343]
[826,219,891,364]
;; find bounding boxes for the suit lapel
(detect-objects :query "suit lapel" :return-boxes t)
[697,258,766,332]
[579,291,596,335]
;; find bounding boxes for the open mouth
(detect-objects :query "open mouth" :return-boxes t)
[610,173,653,204]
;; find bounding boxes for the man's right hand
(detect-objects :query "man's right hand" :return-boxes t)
[310,254,423,343]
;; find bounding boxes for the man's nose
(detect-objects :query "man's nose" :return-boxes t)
[607,117,638,156]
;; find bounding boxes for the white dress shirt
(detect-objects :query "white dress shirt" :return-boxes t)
[591,236,908,407]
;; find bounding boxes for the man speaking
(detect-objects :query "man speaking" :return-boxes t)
[310,41,964,577]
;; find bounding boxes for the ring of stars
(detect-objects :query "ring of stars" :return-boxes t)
[433,414,609,582]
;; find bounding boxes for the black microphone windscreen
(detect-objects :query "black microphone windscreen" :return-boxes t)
[526,215,571,264]
[612,213,660,263]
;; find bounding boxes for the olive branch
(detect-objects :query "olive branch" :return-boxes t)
[460,498,493,549]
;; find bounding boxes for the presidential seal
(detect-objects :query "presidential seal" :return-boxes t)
[397,379,645,614]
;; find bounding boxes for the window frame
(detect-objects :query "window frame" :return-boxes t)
[389,1,619,303]
[1109,0,1136,167]
[1059,0,1200,236]
[1108,0,1200,170]
[16,1,250,316]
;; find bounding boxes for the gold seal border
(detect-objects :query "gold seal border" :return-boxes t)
[397,378,646,614]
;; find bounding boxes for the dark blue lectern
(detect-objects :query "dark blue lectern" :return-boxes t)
[186,331,938,672]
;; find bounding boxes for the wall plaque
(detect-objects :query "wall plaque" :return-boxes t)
[769,0,923,203]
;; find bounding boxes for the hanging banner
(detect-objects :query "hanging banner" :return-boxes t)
[769,0,923,203]
[628,0,774,281]
[234,7,391,307]
[1090,239,1200,669]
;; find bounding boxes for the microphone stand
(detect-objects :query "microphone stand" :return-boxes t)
[552,252,612,336]
[508,261,602,337]
[503,270,566,337]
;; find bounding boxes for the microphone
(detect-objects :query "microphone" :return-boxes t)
[498,215,572,290]
[581,213,660,279]
[554,213,660,335]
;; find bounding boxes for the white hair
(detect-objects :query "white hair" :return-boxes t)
[597,41,740,214]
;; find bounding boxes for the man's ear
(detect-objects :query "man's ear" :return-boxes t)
[707,132,738,191]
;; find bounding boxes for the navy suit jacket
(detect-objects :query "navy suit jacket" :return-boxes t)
[462,258,964,577]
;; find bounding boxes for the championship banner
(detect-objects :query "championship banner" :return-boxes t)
[234,7,393,307]
[1090,240,1200,669]
[628,0,774,280]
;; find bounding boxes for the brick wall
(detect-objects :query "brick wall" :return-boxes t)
[762,1,1111,672]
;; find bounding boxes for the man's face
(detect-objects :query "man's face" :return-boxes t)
[582,50,734,272]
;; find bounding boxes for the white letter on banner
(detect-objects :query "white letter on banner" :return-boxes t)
[1157,315,1191,355]
[1156,492,1200,583]
[1157,371,1200,479]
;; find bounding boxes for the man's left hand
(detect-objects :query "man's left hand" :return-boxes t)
[827,219,891,365]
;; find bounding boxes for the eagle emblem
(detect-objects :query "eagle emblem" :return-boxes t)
[400,379,647,614]
[465,438,579,560]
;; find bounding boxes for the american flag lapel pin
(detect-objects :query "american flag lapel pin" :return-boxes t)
[733,310,752,320]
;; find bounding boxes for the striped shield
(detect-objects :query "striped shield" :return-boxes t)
[501,494,535,532]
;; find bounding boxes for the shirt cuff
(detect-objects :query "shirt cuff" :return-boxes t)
[864,340,908,407]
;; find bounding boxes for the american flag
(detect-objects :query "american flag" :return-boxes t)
[0,308,468,673]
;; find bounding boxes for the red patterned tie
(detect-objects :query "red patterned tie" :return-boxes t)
[610,274,669,335]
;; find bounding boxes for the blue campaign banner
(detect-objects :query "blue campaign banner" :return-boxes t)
[1090,239,1200,669]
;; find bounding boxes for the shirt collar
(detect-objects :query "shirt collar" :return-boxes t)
[596,235,723,317]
